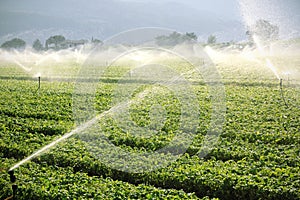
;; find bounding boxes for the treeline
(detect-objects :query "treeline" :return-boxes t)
[0,35,102,51]
[0,19,283,51]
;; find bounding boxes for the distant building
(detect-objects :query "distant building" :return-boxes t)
[59,40,88,49]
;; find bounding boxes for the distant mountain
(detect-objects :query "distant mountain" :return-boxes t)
[0,0,246,44]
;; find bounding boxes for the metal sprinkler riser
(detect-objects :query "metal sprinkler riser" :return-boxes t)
[8,170,18,199]
[38,76,41,90]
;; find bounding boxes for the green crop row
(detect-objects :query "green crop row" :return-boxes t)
[1,158,208,200]
[26,137,298,200]
[0,80,73,121]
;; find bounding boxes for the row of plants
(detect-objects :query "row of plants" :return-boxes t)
[30,138,299,200]
[1,158,207,200]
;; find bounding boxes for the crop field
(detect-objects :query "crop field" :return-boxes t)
[0,49,300,200]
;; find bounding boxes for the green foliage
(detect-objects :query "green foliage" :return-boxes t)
[32,39,43,51]
[1,38,26,50]
[0,60,299,199]
[207,35,217,45]
[45,35,66,50]
[1,160,201,199]
[155,32,198,46]
[91,37,102,45]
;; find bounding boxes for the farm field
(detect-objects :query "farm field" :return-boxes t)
[0,50,300,200]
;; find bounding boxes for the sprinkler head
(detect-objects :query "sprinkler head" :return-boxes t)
[8,170,16,183]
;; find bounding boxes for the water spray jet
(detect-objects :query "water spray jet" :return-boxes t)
[8,64,208,171]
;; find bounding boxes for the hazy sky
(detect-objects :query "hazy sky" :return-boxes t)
[0,0,299,43]
[119,0,241,19]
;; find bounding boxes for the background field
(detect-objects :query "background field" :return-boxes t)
[0,48,299,200]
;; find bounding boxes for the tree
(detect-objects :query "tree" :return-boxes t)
[185,32,197,41]
[45,35,66,50]
[207,35,217,44]
[1,38,26,50]
[247,19,279,44]
[91,37,102,44]
[32,39,43,51]
[91,37,103,47]
[155,32,197,46]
